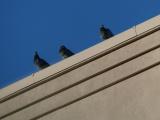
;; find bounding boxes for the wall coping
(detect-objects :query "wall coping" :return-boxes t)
[0,15,159,101]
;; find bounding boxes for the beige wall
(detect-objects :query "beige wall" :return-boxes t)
[0,15,160,120]
[38,64,160,120]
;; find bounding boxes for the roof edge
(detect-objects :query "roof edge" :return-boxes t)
[0,14,159,101]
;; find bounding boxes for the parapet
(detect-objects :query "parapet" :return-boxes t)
[0,15,160,120]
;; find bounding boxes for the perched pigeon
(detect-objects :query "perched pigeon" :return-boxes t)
[100,25,114,40]
[34,51,50,70]
[59,45,74,59]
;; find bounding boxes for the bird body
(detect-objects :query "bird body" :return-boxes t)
[34,51,50,70]
[100,25,114,40]
[59,45,74,59]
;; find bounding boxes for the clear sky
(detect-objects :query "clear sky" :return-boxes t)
[0,0,160,88]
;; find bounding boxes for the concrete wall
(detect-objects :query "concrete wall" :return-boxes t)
[38,65,160,120]
[0,15,160,120]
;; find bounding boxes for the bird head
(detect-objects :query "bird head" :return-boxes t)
[59,45,66,53]
[34,51,39,57]
[101,24,104,27]
[34,51,40,62]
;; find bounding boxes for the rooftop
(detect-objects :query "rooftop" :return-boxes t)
[0,14,160,102]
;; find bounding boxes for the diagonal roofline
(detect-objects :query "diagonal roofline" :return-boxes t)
[0,14,159,102]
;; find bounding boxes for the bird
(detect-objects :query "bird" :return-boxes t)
[34,51,50,70]
[59,45,74,59]
[100,24,114,40]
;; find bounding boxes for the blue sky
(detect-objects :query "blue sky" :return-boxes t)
[0,0,160,88]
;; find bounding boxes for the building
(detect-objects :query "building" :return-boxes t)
[0,15,160,120]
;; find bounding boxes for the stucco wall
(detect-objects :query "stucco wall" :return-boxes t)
[0,15,160,120]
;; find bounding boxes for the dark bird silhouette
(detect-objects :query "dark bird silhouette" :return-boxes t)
[59,45,74,59]
[34,51,50,70]
[100,25,114,40]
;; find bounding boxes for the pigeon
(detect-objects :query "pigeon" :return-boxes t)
[100,25,114,40]
[34,51,50,70]
[59,45,74,59]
